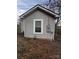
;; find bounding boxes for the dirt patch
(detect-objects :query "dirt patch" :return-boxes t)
[17,34,61,59]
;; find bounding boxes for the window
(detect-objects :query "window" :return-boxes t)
[35,21,41,32]
[33,19,43,34]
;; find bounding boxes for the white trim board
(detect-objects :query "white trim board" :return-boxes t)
[33,19,43,34]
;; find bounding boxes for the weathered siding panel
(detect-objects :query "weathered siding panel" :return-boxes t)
[22,10,55,40]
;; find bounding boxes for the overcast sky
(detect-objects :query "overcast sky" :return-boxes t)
[17,0,48,16]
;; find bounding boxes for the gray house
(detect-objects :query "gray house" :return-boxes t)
[19,4,59,40]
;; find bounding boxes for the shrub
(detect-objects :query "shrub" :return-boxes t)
[17,24,21,34]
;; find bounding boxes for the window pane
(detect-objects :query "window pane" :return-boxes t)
[35,21,41,32]
[35,21,41,27]
[35,27,41,32]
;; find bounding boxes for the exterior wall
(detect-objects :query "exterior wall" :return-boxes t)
[21,10,55,40]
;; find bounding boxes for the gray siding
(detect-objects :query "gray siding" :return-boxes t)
[21,10,55,40]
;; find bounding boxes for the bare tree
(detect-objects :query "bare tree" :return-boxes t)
[41,0,61,26]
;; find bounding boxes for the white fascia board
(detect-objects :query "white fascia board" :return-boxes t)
[38,6,59,17]
[20,5,59,18]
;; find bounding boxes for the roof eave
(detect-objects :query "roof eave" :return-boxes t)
[19,4,59,20]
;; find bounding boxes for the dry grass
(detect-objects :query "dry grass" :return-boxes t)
[17,34,61,59]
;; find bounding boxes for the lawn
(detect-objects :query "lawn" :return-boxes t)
[17,34,61,59]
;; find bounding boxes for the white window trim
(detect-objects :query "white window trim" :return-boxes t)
[33,19,43,34]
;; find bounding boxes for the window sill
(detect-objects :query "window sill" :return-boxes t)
[33,32,43,34]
